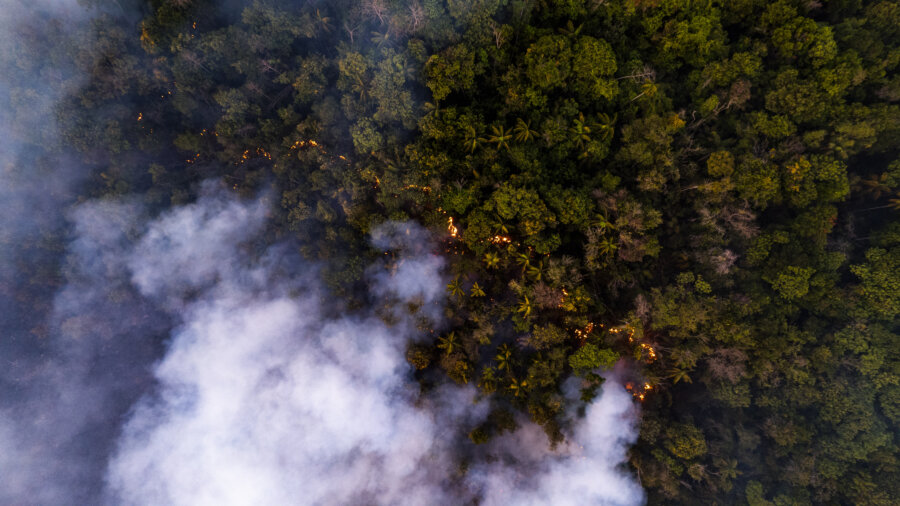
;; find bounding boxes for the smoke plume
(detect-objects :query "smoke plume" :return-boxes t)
[1,177,644,505]
[474,379,644,506]
[104,184,457,505]
[0,2,158,504]
[97,184,641,505]
[0,2,644,505]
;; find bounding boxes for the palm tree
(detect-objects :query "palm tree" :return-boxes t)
[437,332,459,355]
[591,214,616,233]
[527,260,543,281]
[447,276,465,298]
[515,252,531,274]
[487,124,513,152]
[557,20,583,37]
[514,118,538,143]
[484,252,501,269]
[479,366,498,392]
[517,295,532,318]
[595,112,617,142]
[715,458,741,482]
[491,215,510,235]
[508,377,528,397]
[856,172,892,200]
[315,8,332,34]
[453,360,470,384]
[569,113,591,149]
[462,125,484,153]
[350,74,369,102]
[470,282,486,297]
[598,236,618,257]
[667,366,693,384]
[370,30,391,47]
[495,344,513,371]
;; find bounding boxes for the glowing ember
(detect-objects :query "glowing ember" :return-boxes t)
[625,380,654,402]
[235,148,272,165]
[448,217,458,238]
[573,322,594,345]
[608,325,636,342]
[640,343,657,362]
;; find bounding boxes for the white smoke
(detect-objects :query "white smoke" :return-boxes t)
[475,381,644,506]
[104,185,456,505]
[0,173,644,504]
[1,2,643,503]
[97,184,643,506]
[0,195,165,505]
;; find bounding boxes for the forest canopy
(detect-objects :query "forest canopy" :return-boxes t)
[2,0,899,504]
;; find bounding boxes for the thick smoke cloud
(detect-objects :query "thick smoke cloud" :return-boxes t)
[0,194,169,505]
[474,380,644,506]
[96,185,643,506]
[0,0,89,339]
[0,3,160,504]
[1,1,644,504]
[1,175,644,505]
[105,185,460,505]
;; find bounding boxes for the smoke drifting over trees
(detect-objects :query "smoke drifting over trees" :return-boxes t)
[101,187,641,505]
[2,0,899,505]
[2,182,643,504]
[1,5,642,499]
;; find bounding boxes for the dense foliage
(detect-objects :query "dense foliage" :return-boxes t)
[5,0,899,504]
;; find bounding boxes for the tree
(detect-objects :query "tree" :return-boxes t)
[851,247,900,319]
[463,125,484,153]
[569,113,591,150]
[767,266,814,300]
[524,34,571,90]
[437,332,459,355]
[425,44,480,101]
[514,118,538,143]
[568,344,618,376]
[486,124,513,152]
[495,344,512,372]
[572,36,618,101]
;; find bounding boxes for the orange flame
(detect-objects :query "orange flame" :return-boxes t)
[448,217,458,238]
[640,343,657,362]
[625,380,653,401]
